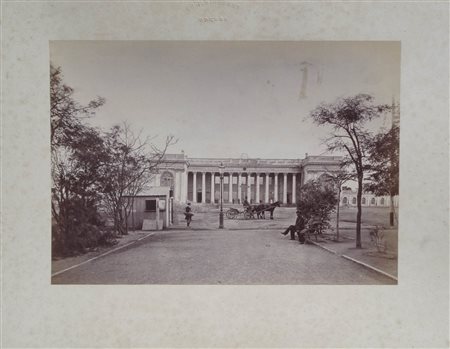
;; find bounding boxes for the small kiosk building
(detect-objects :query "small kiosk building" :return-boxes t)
[123,186,172,231]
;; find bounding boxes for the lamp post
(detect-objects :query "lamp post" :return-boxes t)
[219,162,225,229]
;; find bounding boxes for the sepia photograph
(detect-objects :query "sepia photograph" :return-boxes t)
[3,1,449,347]
[50,41,400,285]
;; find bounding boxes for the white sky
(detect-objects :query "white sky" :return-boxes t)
[50,41,400,159]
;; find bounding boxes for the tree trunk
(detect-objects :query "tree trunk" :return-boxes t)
[125,209,129,235]
[131,198,135,231]
[336,187,341,241]
[390,194,395,226]
[113,211,120,237]
[356,174,363,248]
[118,207,126,235]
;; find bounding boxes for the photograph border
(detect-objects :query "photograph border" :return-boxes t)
[2,1,449,348]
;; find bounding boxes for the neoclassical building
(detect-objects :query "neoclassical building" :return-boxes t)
[340,189,399,208]
[151,153,343,205]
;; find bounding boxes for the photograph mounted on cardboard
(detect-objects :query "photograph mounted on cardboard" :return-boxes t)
[50,41,400,285]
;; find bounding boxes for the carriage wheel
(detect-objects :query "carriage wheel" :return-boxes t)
[244,212,252,220]
[226,210,236,219]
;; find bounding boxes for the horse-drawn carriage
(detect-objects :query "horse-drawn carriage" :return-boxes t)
[226,201,281,220]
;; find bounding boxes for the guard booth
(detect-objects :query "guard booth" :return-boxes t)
[123,186,172,231]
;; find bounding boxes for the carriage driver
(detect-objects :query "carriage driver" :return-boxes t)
[243,196,251,212]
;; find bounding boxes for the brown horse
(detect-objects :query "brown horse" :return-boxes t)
[252,201,281,219]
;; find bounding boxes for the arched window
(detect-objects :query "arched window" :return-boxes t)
[342,197,348,204]
[380,198,385,205]
[371,198,376,205]
[352,197,356,204]
[160,171,174,188]
[362,197,366,205]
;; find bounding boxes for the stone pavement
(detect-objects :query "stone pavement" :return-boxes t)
[311,227,398,280]
[52,206,398,282]
[51,230,153,275]
[174,205,398,280]
[52,228,395,284]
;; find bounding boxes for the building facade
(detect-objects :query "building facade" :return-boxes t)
[150,153,343,205]
[340,189,399,208]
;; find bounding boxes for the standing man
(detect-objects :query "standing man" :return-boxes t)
[281,210,306,243]
[184,202,194,227]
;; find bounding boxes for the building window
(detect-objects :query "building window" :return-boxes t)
[371,198,376,205]
[233,177,238,184]
[250,177,255,185]
[362,197,366,205]
[145,200,156,212]
[160,171,174,188]
[342,197,348,204]
[352,197,356,204]
[380,198,385,205]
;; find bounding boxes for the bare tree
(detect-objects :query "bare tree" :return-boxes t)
[102,123,175,235]
[310,94,390,248]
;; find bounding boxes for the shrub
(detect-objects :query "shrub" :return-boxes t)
[52,197,117,257]
[297,179,338,232]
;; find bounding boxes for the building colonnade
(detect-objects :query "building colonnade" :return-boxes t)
[186,171,300,205]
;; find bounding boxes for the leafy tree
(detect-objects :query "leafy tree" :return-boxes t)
[365,125,399,226]
[50,64,104,147]
[310,94,390,248]
[51,64,175,255]
[51,64,109,256]
[297,179,338,234]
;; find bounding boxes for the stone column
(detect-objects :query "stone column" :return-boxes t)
[265,173,270,203]
[192,172,197,203]
[246,174,251,201]
[228,173,233,203]
[181,170,188,203]
[292,173,296,204]
[256,173,260,203]
[274,173,278,202]
[201,172,206,203]
[283,173,287,204]
[237,173,242,203]
[174,172,179,201]
[210,172,215,204]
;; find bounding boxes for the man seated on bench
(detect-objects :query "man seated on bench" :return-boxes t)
[281,210,307,244]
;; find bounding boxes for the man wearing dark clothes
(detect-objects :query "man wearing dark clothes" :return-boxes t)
[184,202,193,227]
[243,196,252,213]
[281,210,306,243]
